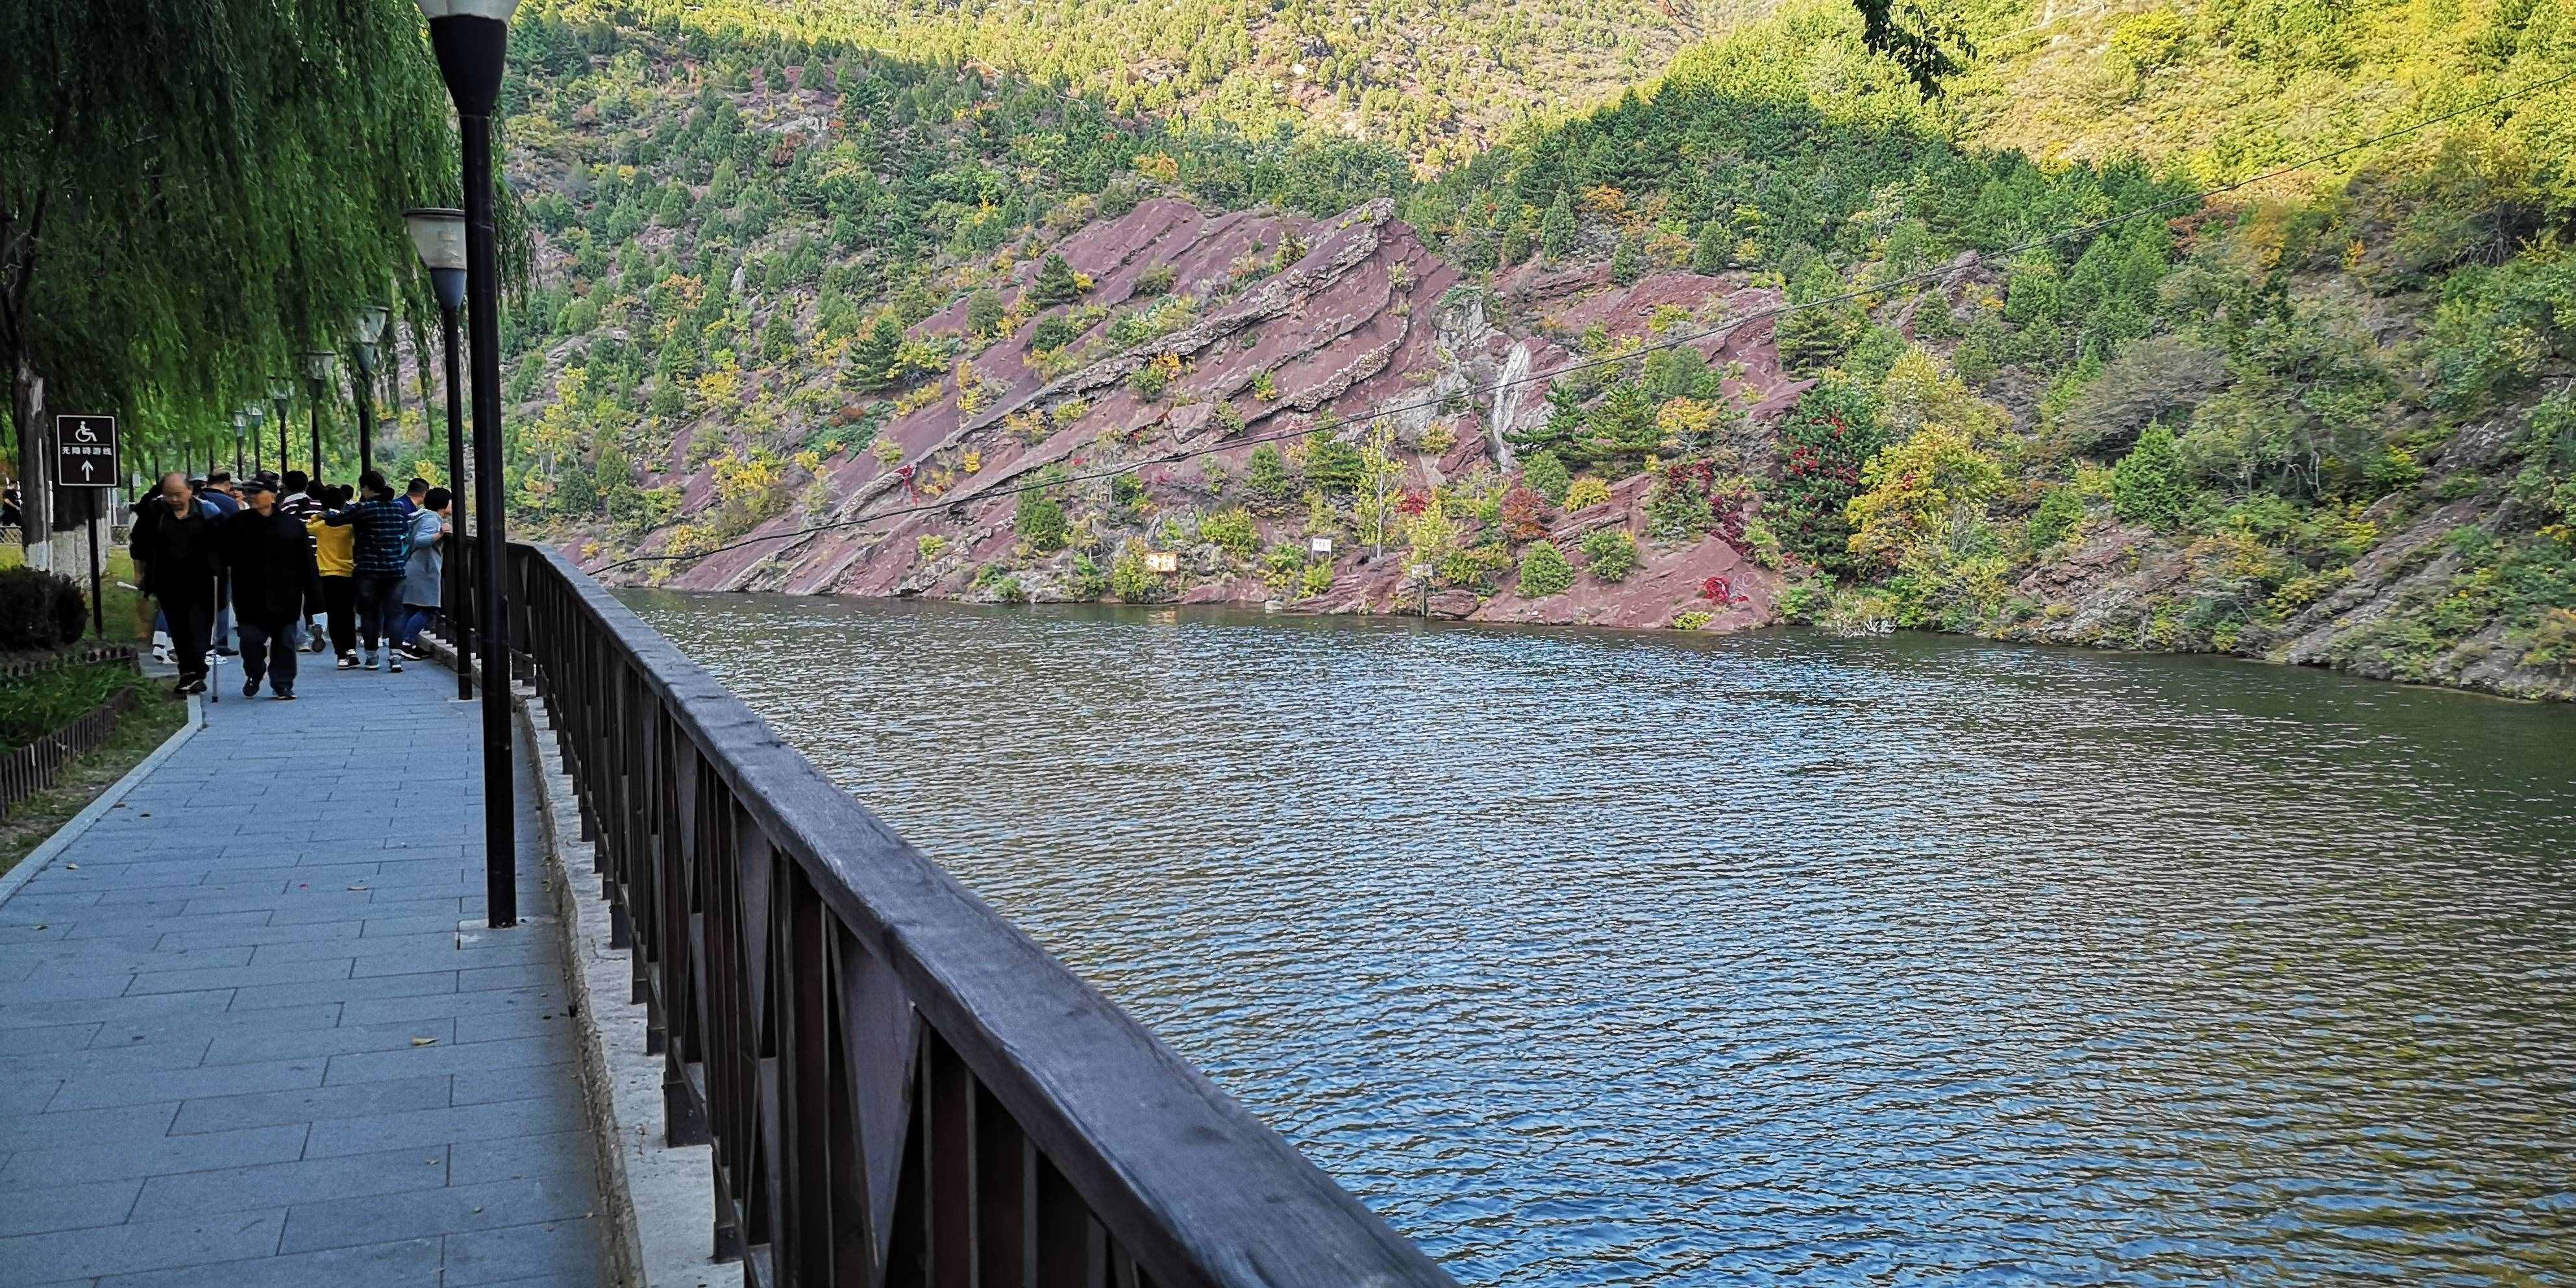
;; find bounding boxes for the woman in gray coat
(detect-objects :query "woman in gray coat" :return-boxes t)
[394,486,449,658]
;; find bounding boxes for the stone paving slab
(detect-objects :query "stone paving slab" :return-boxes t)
[0,661,604,1287]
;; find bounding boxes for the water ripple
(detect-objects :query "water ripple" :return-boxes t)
[628,592,2576,1285]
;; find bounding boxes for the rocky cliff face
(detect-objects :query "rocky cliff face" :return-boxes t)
[597,197,1800,634]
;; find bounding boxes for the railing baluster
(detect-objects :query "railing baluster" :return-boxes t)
[1030,1157,1102,1288]
[926,1033,976,1288]
[975,1085,1029,1288]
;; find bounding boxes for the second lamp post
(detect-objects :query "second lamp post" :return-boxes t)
[405,206,473,702]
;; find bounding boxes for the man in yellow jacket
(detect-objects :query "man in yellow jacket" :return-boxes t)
[305,484,361,668]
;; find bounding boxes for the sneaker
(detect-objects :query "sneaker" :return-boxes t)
[388,657,403,673]
[304,634,326,654]
[336,653,357,671]
[152,646,172,664]
[177,676,206,696]
[242,678,259,699]
[274,691,297,701]
[362,652,377,670]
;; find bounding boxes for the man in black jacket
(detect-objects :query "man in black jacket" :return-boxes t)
[219,479,324,700]
[132,472,221,695]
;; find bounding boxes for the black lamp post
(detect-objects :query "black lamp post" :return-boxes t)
[302,351,336,484]
[232,412,247,475]
[406,206,473,702]
[353,304,391,478]
[418,0,521,928]
[247,404,266,475]
[269,377,293,475]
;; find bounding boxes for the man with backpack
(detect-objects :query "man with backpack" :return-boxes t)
[323,470,414,673]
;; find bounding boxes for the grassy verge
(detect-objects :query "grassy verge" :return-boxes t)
[0,676,187,881]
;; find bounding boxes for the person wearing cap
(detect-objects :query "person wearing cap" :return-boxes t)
[217,478,322,699]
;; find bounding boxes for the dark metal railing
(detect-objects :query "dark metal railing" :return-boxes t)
[488,542,1457,1288]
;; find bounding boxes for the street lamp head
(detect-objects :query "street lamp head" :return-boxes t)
[303,351,337,382]
[356,304,391,345]
[247,404,266,427]
[234,412,248,431]
[413,0,519,18]
[269,377,293,402]
[417,0,519,118]
[353,339,380,376]
[403,208,470,312]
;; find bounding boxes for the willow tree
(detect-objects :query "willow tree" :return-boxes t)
[2,0,457,560]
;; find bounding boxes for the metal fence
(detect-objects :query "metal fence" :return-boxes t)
[493,543,1457,1288]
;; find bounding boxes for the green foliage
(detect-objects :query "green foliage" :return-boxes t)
[1770,377,1885,576]
[1030,254,1083,307]
[2026,484,2087,551]
[848,317,905,391]
[966,290,1006,338]
[1245,444,1299,510]
[1644,473,1713,539]
[1015,489,1070,552]
[4,0,467,479]
[1109,540,1167,602]
[1517,539,1574,597]
[2112,425,2190,530]
[1692,220,1730,274]
[1029,314,1082,353]
[1610,236,1646,285]
[0,660,143,749]
[1539,190,1577,260]
[1304,439,1367,495]
[1066,552,1111,600]
[1521,450,1571,504]
[1200,508,1259,558]
[1579,526,1639,580]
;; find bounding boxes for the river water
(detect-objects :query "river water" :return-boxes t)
[624,591,2576,1285]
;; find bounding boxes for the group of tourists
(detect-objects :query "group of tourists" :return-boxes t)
[127,467,452,699]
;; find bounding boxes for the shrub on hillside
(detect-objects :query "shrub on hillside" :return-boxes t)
[1015,490,1070,552]
[1518,539,1573,597]
[1579,526,1639,580]
[1521,450,1570,504]
[2112,425,2190,530]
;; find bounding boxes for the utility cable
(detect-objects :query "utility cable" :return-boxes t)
[596,66,2576,575]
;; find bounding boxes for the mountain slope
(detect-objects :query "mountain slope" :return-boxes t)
[475,0,2576,699]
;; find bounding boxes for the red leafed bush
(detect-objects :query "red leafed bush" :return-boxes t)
[1700,575,1746,606]
[1500,485,1550,541]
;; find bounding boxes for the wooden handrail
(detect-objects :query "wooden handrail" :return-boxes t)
[489,541,1455,1288]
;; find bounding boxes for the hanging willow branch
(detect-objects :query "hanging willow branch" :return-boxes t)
[1,0,526,486]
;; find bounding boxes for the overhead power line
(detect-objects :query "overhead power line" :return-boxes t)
[597,66,2576,576]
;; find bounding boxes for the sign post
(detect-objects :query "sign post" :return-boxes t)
[55,415,119,639]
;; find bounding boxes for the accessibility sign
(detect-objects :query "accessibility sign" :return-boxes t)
[55,415,119,487]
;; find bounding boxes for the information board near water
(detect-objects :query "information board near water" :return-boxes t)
[629,591,2576,1285]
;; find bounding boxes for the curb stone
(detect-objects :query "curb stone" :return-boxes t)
[431,632,723,1288]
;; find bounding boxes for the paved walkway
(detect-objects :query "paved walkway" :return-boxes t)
[0,652,604,1287]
